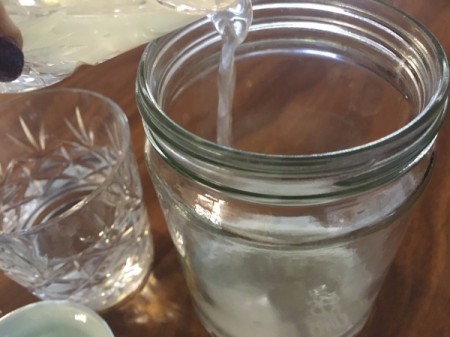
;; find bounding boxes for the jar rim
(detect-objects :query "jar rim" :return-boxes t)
[137,0,449,178]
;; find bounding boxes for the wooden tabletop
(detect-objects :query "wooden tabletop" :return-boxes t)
[1,0,449,336]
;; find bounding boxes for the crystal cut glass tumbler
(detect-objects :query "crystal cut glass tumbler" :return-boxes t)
[137,0,448,336]
[0,89,153,312]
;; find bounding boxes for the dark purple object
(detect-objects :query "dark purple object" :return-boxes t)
[0,37,24,82]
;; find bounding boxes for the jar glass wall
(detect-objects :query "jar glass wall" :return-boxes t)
[136,0,449,336]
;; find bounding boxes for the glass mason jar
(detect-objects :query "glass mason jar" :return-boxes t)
[136,0,449,336]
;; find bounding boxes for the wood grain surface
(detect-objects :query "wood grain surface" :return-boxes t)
[0,0,449,336]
